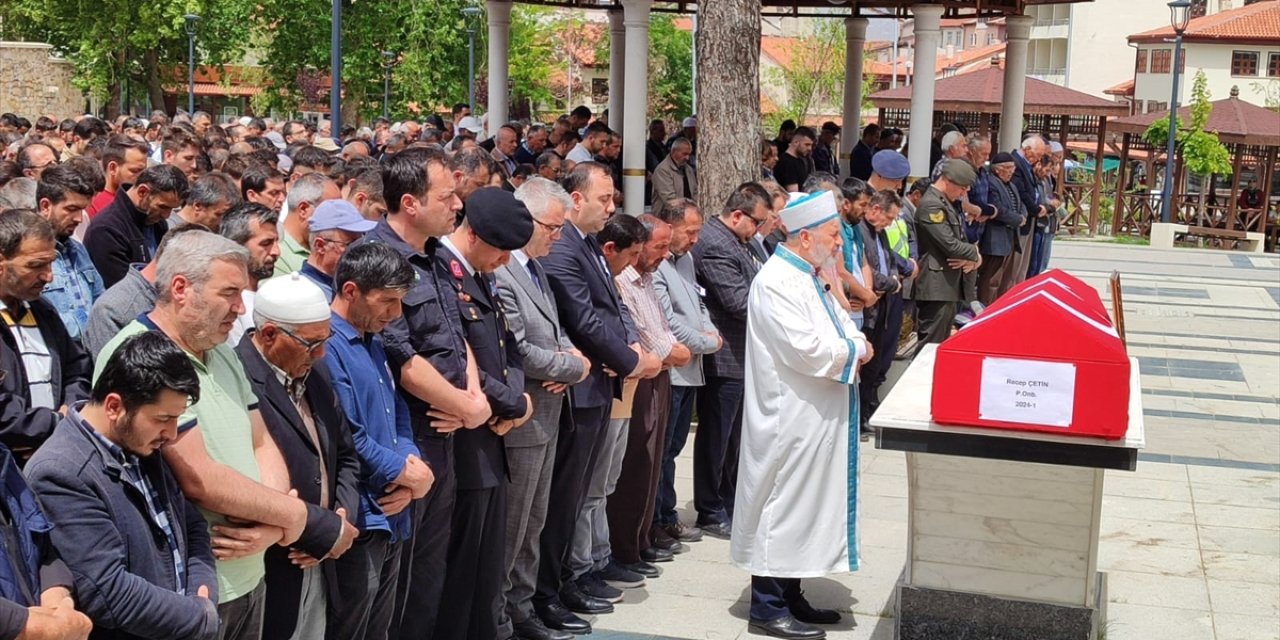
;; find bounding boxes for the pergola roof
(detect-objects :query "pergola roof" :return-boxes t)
[869,66,1130,118]
[513,0,1091,18]
[1107,95,1280,147]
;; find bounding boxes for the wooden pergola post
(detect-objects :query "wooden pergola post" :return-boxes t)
[1260,146,1277,238]
[1090,116,1108,235]
[1114,132,1131,234]
[1227,145,1244,230]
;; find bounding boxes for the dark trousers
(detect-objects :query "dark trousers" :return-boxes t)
[534,404,609,609]
[859,293,903,427]
[217,580,266,640]
[916,300,955,347]
[436,483,508,640]
[693,376,743,526]
[394,434,456,640]
[607,373,671,564]
[750,576,803,622]
[654,384,697,527]
[976,253,1008,306]
[327,531,403,640]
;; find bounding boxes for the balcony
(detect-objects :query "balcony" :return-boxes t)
[1030,68,1067,86]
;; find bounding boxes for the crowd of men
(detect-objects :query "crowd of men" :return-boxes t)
[0,104,1066,640]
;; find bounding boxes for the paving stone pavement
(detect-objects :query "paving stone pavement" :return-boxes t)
[590,242,1280,640]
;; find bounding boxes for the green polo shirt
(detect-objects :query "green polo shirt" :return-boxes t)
[94,318,265,603]
[273,231,309,277]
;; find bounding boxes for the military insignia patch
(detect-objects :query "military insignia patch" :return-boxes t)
[450,260,464,279]
[929,211,945,224]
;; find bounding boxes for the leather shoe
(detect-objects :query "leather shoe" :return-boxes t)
[700,521,733,540]
[649,525,682,552]
[515,616,576,639]
[664,521,704,542]
[622,560,662,578]
[788,592,842,625]
[640,546,674,563]
[561,583,614,615]
[747,615,826,639]
[535,603,591,635]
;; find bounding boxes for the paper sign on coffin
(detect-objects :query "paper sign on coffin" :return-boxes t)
[931,270,1131,440]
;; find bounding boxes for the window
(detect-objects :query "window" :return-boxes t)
[1150,49,1172,73]
[1232,51,1259,76]
[970,33,977,47]
[987,33,997,45]
[1268,53,1280,78]
[1136,50,1148,73]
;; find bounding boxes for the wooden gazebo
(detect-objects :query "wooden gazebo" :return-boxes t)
[869,65,1129,235]
[1105,90,1280,246]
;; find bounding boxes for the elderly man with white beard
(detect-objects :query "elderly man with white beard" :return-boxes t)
[731,190,873,640]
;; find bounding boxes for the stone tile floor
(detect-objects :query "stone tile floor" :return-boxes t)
[592,242,1280,640]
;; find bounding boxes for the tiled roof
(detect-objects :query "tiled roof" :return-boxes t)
[1104,79,1135,96]
[865,42,1006,77]
[1130,0,1280,44]
[1108,95,1280,146]
[869,65,1129,117]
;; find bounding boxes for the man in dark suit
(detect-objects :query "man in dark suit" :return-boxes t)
[0,210,93,454]
[690,182,773,539]
[915,161,982,346]
[435,188,536,640]
[537,162,661,634]
[495,178,588,640]
[978,153,1025,304]
[84,164,187,287]
[236,273,360,640]
[848,123,881,181]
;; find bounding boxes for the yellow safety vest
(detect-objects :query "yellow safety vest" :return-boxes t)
[885,218,910,259]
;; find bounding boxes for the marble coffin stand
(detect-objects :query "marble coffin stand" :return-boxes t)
[870,345,1144,640]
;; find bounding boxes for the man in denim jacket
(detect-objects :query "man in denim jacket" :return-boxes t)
[35,164,103,342]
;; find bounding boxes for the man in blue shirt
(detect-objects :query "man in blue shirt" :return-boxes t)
[324,242,434,640]
[36,164,103,341]
[300,200,376,303]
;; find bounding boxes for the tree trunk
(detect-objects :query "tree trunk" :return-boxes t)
[696,0,761,215]
[144,50,167,117]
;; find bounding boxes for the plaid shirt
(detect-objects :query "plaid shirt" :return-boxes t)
[616,265,676,360]
[79,417,186,595]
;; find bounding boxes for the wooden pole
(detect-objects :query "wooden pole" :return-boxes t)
[1227,145,1244,231]
[1114,132,1130,234]
[1090,116,1107,236]
[1259,146,1277,238]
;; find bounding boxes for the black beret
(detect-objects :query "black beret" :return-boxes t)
[465,187,533,250]
[991,151,1016,165]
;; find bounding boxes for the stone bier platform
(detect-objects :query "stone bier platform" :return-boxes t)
[870,344,1145,640]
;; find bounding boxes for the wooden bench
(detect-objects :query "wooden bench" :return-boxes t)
[1150,222,1264,252]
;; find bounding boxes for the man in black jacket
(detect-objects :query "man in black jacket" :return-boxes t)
[1004,136,1047,293]
[27,332,220,640]
[977,153,1025,304]
[85,164,188,287]
[236,274,360,640]
[0,210,92,455]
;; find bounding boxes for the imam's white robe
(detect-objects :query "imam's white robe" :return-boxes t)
[730,245,868,578]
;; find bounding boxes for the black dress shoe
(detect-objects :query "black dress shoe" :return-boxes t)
[640,546,674,563]
[622,560,662,578]
[536,603,591,635]
[561,583,614,615]
[577,573,624,603]
[788,592,842,625]
[515,616,577,640]
[700,521,733,540]
[747,615,827,639]
[664,521,704,542]
[649,524,681,551]
[598,560,646,588]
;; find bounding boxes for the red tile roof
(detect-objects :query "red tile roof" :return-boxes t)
[1129,0,1280,45]
[1104,79,1135,97]
[869,65,1129,117]
[1107,95,1280,146]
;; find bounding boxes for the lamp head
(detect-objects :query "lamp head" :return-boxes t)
[1168,0,1192,35]
[461,6,482,18]
[184,14,200,36]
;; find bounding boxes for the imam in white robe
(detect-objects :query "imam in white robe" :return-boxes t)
[730,244,868,578]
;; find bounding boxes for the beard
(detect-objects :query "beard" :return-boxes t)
[249,262,275,281]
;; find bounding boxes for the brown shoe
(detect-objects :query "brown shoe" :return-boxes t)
[664,521,704,542]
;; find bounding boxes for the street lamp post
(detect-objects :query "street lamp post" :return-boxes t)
[183,14,200,116]
[381,51,396,119]
[462,6,481,112]
[1161,0,1192,224]
[331,0,342,144]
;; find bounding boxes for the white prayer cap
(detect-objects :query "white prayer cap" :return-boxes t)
[682,116,698,128]
[1049,141,1064,154]
[238,116,252,127]
[779,190,839,232]
[255,274,330,324]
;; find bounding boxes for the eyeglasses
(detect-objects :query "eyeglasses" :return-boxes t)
[277,326,331,354]
[319,235,354,249]
[533,218,564,234]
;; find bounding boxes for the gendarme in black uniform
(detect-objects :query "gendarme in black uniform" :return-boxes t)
[435,187,534,640]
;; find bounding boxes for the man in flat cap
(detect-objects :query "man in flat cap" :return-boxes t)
[914,159,981,347]
[436,186,536,640]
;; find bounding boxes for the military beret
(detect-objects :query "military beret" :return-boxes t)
[465,187,533,250]
[940,159,977,187]
[871,151,910,180]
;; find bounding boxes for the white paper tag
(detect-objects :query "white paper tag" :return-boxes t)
[978,357,1077,427]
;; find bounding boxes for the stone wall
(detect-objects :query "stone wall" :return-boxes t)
[0,42,85,118]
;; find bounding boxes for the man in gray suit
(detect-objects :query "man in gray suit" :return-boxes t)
[495,177,591,640]
[652,198,721,545]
